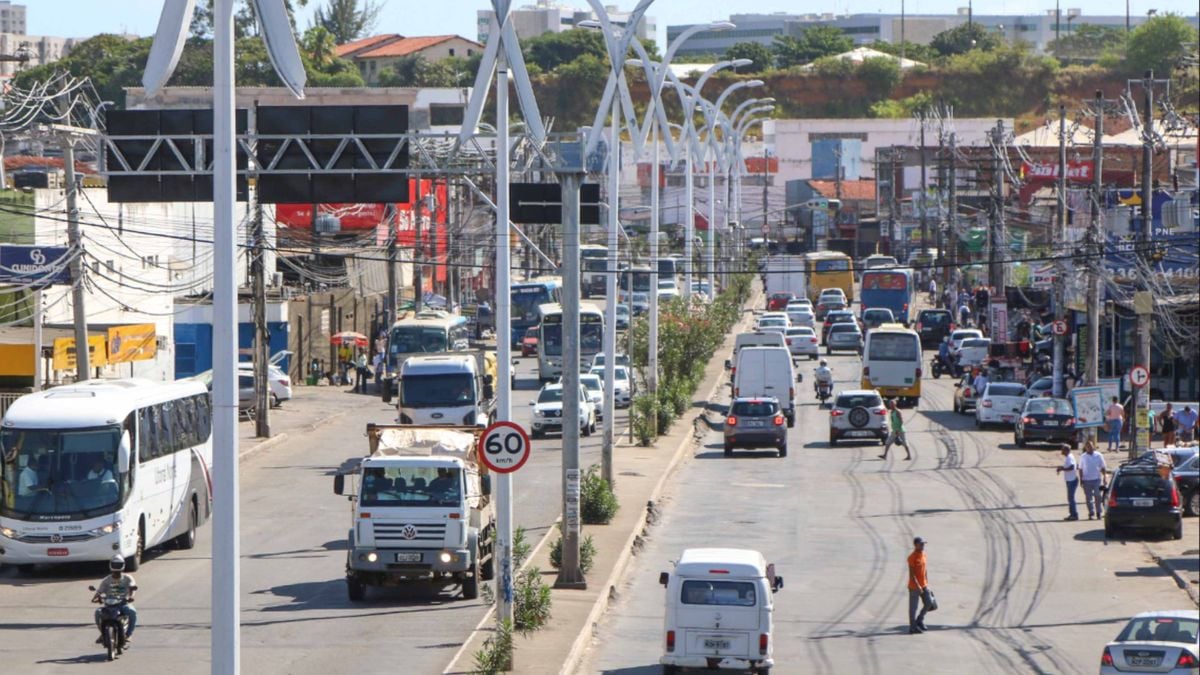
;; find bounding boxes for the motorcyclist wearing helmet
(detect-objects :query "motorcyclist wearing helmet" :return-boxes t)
[93,554,137,644]
[814,359,833,394]
[938,337,951,371]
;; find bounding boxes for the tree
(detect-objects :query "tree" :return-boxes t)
[302,26,338,68]
[857,56,903,96]
[1124,14,1199,76]
[1046,24,1126,63]
[868,40,937,65]
[772,26,853,68]
[930,23,1002,57]
[725,41,773,73]
[522,28,606,73]
[312,0,382,45]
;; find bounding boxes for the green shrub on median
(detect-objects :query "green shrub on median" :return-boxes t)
[471,618,513,674]
[549,531,596,574]
[581,464,620,524]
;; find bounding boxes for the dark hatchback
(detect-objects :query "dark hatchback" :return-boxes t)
[822,310,857,342]
[724,397,788,457]
[1173,454,1199,517]
[1014,397,1078,448]
[1104,463,1184,540]
[915,309,953,349]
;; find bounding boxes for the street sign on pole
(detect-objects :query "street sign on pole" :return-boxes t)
[1129,364,1149,389]
[478,421,532,474]
[1052,319,1068,336]
[760,223,770,236]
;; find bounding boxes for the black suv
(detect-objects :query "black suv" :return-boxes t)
[915,309,953,349]
[1104,463,1185,540]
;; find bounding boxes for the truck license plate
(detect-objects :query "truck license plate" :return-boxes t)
[703,638,731,650]
[395,553,422,563]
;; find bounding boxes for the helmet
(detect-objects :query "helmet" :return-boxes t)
[819,359,828,367]
[109,555,125,573]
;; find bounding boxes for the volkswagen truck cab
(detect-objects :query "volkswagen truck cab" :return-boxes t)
[659,548,783,674]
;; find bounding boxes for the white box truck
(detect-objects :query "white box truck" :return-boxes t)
[763,255,806,300]
[333,425,494,601]
[393,352,498,428]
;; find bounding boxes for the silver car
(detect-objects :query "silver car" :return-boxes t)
[786,326,819,360]
[1100,610,1199,675]
[825,322,863,354]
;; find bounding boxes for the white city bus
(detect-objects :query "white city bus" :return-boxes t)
[0,378,213,571]
[537,302,605,382]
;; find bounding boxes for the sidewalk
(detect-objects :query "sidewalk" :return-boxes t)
[237,383,384,459]
[444,285,764,675]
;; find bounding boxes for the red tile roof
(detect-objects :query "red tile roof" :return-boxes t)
[807,179,876,202]
[354,35,482,59]
[334,34,404,59]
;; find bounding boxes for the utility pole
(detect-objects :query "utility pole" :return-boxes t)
[386,203,398,324]
[61,134,90,380]
[413,174,424,312]
[252,196,271,437]
[1052,104,1067,398]
[1131,70,1156,460]
[556,170,586,590]
[946,132,958,293]
[918,111,928,281]
[602,105,618,486]
[988,120,1007,295]
[935,132,946,291]
[1085,91,1105,443]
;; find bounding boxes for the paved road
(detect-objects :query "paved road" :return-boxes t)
[580,336,1198,674]
[0,354,629,674]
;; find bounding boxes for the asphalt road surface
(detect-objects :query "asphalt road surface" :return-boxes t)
[0,354,628,674]
[580,336,1198,674]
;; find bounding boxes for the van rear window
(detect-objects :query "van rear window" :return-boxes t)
[681,580,757,606]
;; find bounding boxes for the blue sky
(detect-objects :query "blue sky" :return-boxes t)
[27,0,1200,46]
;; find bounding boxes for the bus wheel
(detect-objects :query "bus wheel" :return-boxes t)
[176,501,198,550]
[126,523,145,572]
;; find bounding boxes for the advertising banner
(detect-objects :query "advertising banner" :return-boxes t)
[0,245,72,286]
[52,336,108,371]
[1070,386,1106,428]
[108,324,157,364]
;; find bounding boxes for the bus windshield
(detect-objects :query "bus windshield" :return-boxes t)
[390,326,448,354]
[512,287,552,325]
[815,259,850,272]
[1,426,125,518]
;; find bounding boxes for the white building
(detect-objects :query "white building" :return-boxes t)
[0,1,26,35]
[477,1,655,44]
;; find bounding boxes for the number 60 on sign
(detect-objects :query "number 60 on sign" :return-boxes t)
[478,421,532,473]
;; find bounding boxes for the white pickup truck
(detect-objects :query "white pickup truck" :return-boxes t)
[333,425,494,601]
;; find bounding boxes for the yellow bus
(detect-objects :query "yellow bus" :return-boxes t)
[803,251,854,303]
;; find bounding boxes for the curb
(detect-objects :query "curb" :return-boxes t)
[558,291,761,675]
[1146,544,1200,607]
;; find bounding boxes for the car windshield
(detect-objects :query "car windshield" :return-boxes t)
[1115,615,1199,644]
[987,384,1026,397]
[580,377,601,393]
[1025,398,1072,415]
[0,426,126,519]
[865,310,892,320]
[836,394,882,408]
[538,388,564,404]
[759,318,786,327]
[681,580,757,607]
[732,400,779,416]
[952,331,981,342]
[613,367,629,381]
[360,466,461,507]
[524,328,538,340]
[401,374,474,408]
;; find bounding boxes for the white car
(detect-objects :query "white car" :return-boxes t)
[975,381,1029,428]
[829,390,888,445]
[958,337,991,369]
[1026,376,1053,399]
[1100,610,1199,675]
[658,278,678,294]
[786,326,819,360]
[818,288,847,305]
[590,364,632,407]
[786,298,813,312]
[591,352,631,370]
[236,361,293,406]
[786,307,816,329]
[529,383,596,438]
[948,328,983,357]
[577,373,605,421]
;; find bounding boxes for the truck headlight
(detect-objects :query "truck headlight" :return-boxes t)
[439,552,453,564]
[366,552,378,563]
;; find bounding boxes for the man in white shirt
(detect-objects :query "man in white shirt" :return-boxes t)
[1077,441,1108,519]
[972,370,990,399]
[1055,444,1079,521]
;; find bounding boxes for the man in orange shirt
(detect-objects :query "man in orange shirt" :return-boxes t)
[907,536,932,634]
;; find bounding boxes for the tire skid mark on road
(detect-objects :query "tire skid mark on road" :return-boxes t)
[928,424,1075,675]
[806,447,885,675]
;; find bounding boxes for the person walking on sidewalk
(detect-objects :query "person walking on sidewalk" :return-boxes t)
[1079,441,1108,519]
[1159,403,1177,447]
[907,537,932,634]
[1056,444,1080,521]
[1176,406,1198,444]
[1105,396,1125,451]
[354,352,369,393]
[880,399,911,460]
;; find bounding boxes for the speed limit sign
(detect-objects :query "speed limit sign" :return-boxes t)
[1129,365,1150,389]
[478,421,531,473]
[1052,320,1068,336]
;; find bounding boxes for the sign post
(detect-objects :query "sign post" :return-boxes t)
[1129,364,1150,456]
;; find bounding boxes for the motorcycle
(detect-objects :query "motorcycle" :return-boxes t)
[931,354,952,379]
[814,375,832,405]
[90,586,132,661]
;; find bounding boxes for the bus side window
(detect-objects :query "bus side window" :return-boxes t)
[179,398,197,447]
[172,400,189,450]
[156,403,172,457]
[197,394,213,442]
[138,408,154,462]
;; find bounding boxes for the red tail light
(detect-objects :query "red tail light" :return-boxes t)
[773,414,784,426]
[1176,651,1197,668]
[873,408,887,415]
[786,338,792,345]
[831,409,846,417]
[1108,489,1118,508]
[863,366,870,376]
[1101,647,1113,667]
[915,368,922,378]
[810,337,818,343]
[982,400,992,408]
[1171,484,1181,508]
[759,633,769,655]
[727,416,737,426]
[666,630,675,652]
[964,388,972,396]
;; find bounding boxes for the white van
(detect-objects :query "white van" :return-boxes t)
[727,332,787,382]
[733,346,797,427]
[861,324,923,406]
[659,548,784,674]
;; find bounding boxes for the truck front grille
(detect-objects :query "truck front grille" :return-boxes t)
[373,521,446,546]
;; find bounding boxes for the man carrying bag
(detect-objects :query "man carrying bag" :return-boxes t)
[907,536,937,634]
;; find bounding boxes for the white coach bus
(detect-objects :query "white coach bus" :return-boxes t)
[0,378,213,572]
